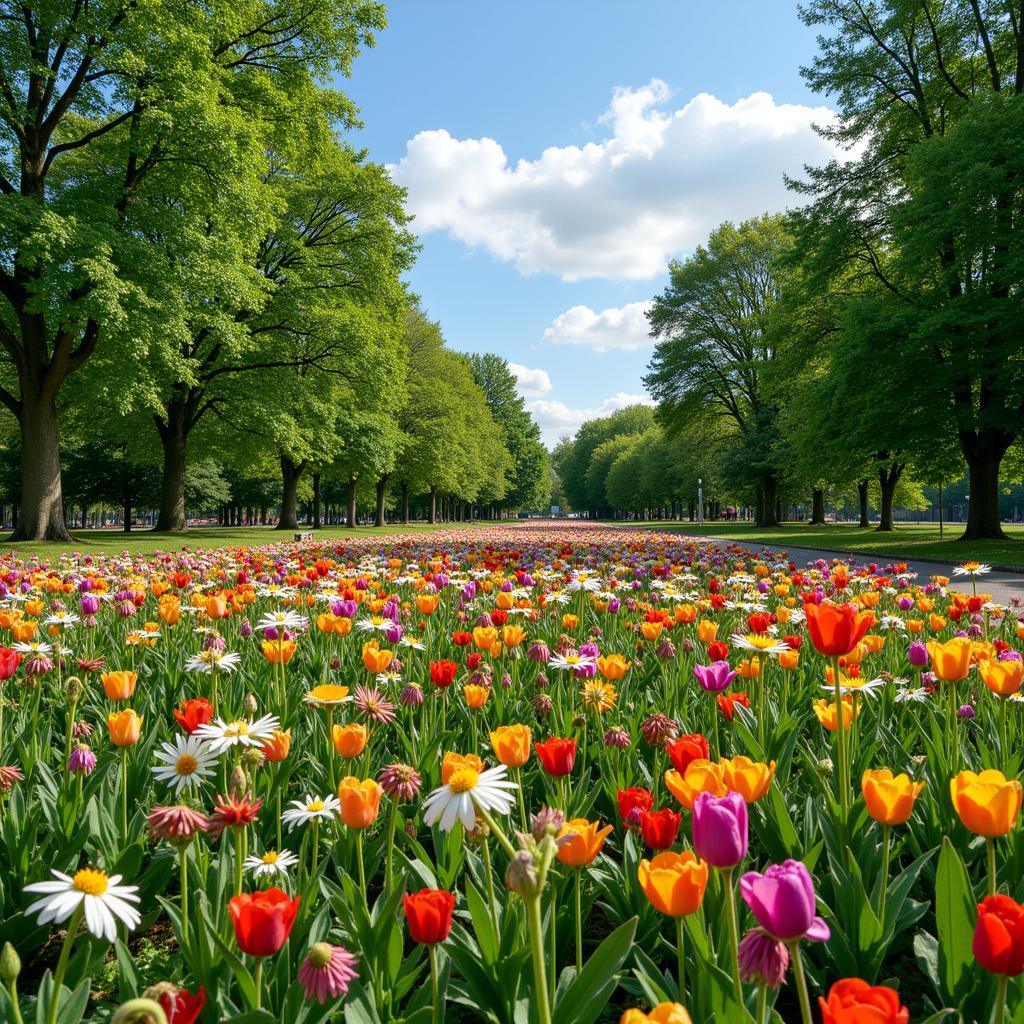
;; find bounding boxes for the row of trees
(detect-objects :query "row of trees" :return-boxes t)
[0,0,548,538]
[633,0,1024,541]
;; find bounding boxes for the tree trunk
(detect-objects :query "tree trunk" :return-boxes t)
[876,462,905,532]
[960,430,1010,540]
[401,481,410,524]
[123,482,132,534]
[374,475,388,528]
[756,477,780,527]
[276,457,303,530]
[429,486,437,524]
[154,404,188,532]
[10,388,71,541]
[857,479,870,528]
[809,488,826,526]
[312,473,322,529]
[347,476,358,528]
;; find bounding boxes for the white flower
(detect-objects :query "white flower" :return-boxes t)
[13,640,52,655]
[565,572,602,593]
[355,616,396,633]
[400,635,426,651]
[821,676,887,698]
[895,687,930,704]
[255,585,298,599]
[244,849,299,879]
[422,763,517,832]
[547,652,598,673]
[953,563,992,576]
[24,868,141,942]
[281,795,340,829]
[731,634,790,655]
[193,714,280,753]
[151,735,220,794]
[43,611,80,627]
[256,609,305,632]
[185,649,242,674]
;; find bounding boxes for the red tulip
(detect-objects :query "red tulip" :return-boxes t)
[429,660,459,689]
[804,601,872,658]
[717,691,750,722]
[465,653,483,670]
[707,640,729,662]
[640,807,681,850]
[491,609,508,626]
[0,647,21,680]
[403,889,455,944]
[159,985,206,1024]
[617,787,654,828]
[666,733,709,774]
[535,737,576,776]
[228,888,300,957]
[452,631,472,647]
[173,698,214,735]
[974,895,1024,976]
[747,612,770,634]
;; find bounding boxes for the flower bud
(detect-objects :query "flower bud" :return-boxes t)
[229,765,248,797]
[505,849,539,896]
[66,676,83,703]
[243,693,258,716]
[0,941,21,983]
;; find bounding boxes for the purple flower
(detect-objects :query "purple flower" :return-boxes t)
[739,859,830,942]
[694,661,736,692]
[738,928,789,987]
[692,791,747,868]
[298,942,358,1004]
[68,745,96,775]
[907,642,929,667]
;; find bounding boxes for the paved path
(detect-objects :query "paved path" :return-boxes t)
[688,534,1023,605]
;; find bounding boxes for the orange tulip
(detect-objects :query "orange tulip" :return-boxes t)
[11,620,37,642]
[472,626,498,651]
[696,620,719,643]
[442,752,484,784]
[337,776,383,829]
[926,637,973,682]
[637,851,708,917]
[490,725,532,768]
[464,684,490,709]
[664,759,727,810]
[416,593,440,615]
[562,613,579,629]
[101,671,138,701]
[674,604,696,624]
[805,601,873,657]
[332,723,368,758]
[501,624,526,648]
[861,769,925,826]
[641,621,664,641]
[262,639,297,664]
[556,818,614,867]
[107,709,142,747]
[720,755,776,803]
[597,654,632,681]
[980,660,1024,698]
[621,1004,693,1024]
[950,770,1022,837]
[206,595,228,620]
[261,728,292,762]
[778,649,799,671]
[361,640,392,674]
[813,695,857,732]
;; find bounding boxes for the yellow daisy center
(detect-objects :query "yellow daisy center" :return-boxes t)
[224,721,249,737]
[449,767,479,794]
[745,634,778,650]
[261,852,279,864]
[565,655,580,664]
[307,800,324,812]
[175,754,198,775]
[72,868,108,896]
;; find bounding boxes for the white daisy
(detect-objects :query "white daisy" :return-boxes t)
[255,609,305,632]
[184,649,242,674]
[953,562,992,576]
[24,867,141,942]
[547,652,598,673]
[151,735,220,794]
[895,687,930,704]
[43,611,80,628]
[280,795,340,829]
[821,676,887,698]
[731,634,790,655]
[13,640,52,655]
[244,849,299,879]
[565,572,602,594]
[355,616,396,633]
[400,635,426,651]
[421,763,518,832]
[193,714,281,753]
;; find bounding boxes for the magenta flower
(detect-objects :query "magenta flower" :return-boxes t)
[739,859,830,942]
[693,661,736,692]
[737,928,789,987]
[692,790,747,868]
[298,942,358,1003]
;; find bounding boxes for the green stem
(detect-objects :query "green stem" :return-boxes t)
[995,972,1008,1024]
[47,905,83,1024]
[832,655,849,868]
[515,767,529,833]
[5,979,25,1024]
[757,983,767,1024]
[722,867,743,1008]
[121,747,129,844]
[988,837,998,897]
[549,886,557,997]
[252,957,263,1011]
[180,846,189,945]
[384,799,398,894]
[482,838,499,936]
[476,805,517,858]
[356,830,367,908]
[311,818,319,883]
[575,869,584,974]
[789,942,814,1024]
[999,698,1008,765]
[235,827,246,897]
[877,824,890,924]
[525,894,554,1024]
[429,943,441,1024]
[675,914,686,1003]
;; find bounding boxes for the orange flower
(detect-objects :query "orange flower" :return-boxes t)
[928,613,947,632]
[107,709,142,747]
[950,770,1022,837]
[562,613,579,629]
[0,609,22,630]
[490,725,532,768]
[332,723,368,758]
[696,620,719,643]
[641,621,664,641]
[926,637,973,682]
[464,684,490,709]
[101,671,138,701]
[861,769,925,826]
[805,602,873,657]
[472,626,498,651]
[157,596,181,626]
[416,593,440,615]
[736,657,761,679]
[778,649,799,671]
[11,620,37,642]
[673,604,696,624]
[720,755,776,803]
[206,595,228,620]
[906,619,923,634]
[261,729,291,762]
[262,639,297,664]
[557,818,613,867]
[441,752,484,784]
[621,1003,693,1024]
[637,851,708,917]
[664,759,727,810]
[337,776,383,829]
[980,660,1024,698]
[597,654,632,680]
[361,640,392,674]
[813,696,857,732]
[501,624,526,648]
[862,635,885,654]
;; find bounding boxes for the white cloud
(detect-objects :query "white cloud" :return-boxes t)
[528,392,655,446]
[390,82,846,281]
[543,300,653,351]
[508,362,552,398]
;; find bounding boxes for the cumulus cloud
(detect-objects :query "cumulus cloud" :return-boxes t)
[508,362,552,398]
[390,82,845,281]
[528,392,655,446]
[543,301,653,351]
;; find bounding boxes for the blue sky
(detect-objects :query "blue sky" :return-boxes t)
[341,1,838,444]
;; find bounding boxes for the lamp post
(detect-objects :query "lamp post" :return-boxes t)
[697,478,704,528]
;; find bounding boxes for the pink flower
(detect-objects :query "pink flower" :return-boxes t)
[298,942,359,1004]
[692,790,747,868]
[739,859,830,942]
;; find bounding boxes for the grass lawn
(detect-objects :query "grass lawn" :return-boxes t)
[0,521,503,558]
[616,520,1024,569]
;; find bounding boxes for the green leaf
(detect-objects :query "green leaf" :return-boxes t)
[935,836,975,1007]
[553,916,637,1024]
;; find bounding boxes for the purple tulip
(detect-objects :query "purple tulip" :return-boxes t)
[385,623,403,644]
[739,860,830,942]
[908,641,929,667]
[692,791,748,868]
[694,660,736,692]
